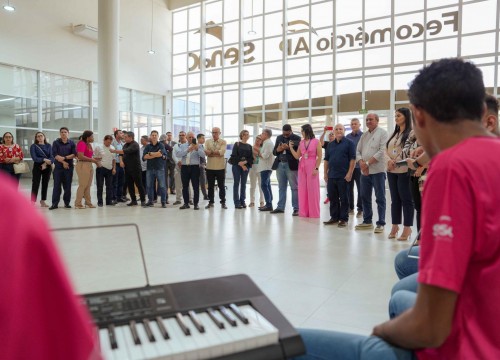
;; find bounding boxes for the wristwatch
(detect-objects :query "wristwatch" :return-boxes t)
[365,161,370,167]
[414,159,421,167]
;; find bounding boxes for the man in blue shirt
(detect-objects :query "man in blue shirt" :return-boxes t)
[143,130,169,208]
[345,118,363,217]
[175,131,206,210]
[49,127,76,210]
[323,124,356,227]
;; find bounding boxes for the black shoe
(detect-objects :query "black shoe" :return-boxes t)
[49,205,58,210]
[241,203,247,208]
[221,203,228,209]
[98,203,103,207]
[162,203,167,208]
[123,197,130,202]
[143,202,154,208]
[127,201,138,206]
[189,200,194,205]
[111,200,117,205]
[203,196,209,200]
[338,220,348,228]
[205,203,214,209]
[235,205,243,209]
[292,210,299,216]
[323,219,339,225]
[116,198,125,203]
[64,204,72,209]
[193,205,199,210]
[270,209,284,214]
[173,201,182,205]
[259,206,273,212]
[170,191,176,195]
[180,204,190,210]
[106,202,116,206]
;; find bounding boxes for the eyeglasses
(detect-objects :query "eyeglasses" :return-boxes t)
[179,134,186,136]
[211,132,220,134]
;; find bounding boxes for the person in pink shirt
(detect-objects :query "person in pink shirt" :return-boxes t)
[75,130,101,209]
[289,124,322,218]
[0,172,100,359]
[293,59,500,359]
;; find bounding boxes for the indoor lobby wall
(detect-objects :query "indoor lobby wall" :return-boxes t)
[0,0,172,96]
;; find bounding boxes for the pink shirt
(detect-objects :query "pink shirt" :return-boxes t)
[0,173,100,360]
[417,137,500,360]
[77,140,94,158]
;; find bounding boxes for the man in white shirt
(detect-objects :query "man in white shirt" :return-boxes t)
[93,135,116,207]
[257,128,275,211]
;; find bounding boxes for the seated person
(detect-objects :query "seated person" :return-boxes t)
[1,173,99,359]
[294,58,500,359]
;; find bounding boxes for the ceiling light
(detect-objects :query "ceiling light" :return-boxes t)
[0,97,15,102]
[63,106,82,111]
[3,0,15,12]
[15,112,29,116]
[148,0,155,55]
[248,0,256,35]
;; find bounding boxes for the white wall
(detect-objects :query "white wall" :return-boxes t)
[0,0,172,95]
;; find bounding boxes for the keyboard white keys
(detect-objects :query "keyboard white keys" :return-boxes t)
[118,324,146,360]
[112,326,133,360]
[135,323,160,359]
[182,314,213,359]
[239,305,280,347]
[197,312,234,357]
[164,317,201,360]
[99,328,116,360]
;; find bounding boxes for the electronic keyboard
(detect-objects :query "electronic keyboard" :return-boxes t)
[83,274,305,360]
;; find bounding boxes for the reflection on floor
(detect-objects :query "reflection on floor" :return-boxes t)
[21,179,414,336]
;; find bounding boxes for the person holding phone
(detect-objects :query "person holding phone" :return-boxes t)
[175,131,206,210]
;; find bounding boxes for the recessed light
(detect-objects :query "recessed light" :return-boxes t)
[148,50,156,55]
[3,4,15,11]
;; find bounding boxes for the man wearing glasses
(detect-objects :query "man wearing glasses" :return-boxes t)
[204,127,228,209]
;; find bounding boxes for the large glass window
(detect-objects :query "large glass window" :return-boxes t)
[172,0,500,137]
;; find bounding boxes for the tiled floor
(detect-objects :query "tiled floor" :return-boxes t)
[21,179,414,336]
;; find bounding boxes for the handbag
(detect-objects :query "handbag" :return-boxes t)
[13,161,30,174]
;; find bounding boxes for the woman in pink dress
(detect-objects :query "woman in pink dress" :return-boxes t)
[289,124,323,218]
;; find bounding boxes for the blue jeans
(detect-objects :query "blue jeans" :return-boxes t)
[147,169,167,203]
[327,177,349,222]
[232,165,249,206]
[276,162,299,211]
[387,172,414,226]
[112,166,124,200]
[360,172,386,226]
[260,170,273,207]
[51,166,74,206]
[294,329,416,360]
[389,287,418,319]
[395,247,420,280]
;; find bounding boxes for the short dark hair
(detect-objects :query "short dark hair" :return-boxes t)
[301,124,315,139]
[150,130,159,135]
[125,131,135,139]
[81,130,93,143]
[103,135,113,141]
[197,133,205,139]
[282,124,292,131]
[166,131,172,135]
[485,94,499,115]
[60,127,69,132]
[408,58,485,123]
[141,135,149,141]
[114,129,122,137]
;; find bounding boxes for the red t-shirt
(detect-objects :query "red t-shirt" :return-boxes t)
[77,140,94,158]
[417,137,500,359]
[0,173,100,359]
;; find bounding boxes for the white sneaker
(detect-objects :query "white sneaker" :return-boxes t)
[374,225,384,233]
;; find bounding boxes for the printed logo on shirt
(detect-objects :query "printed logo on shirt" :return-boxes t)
[432,215,454,240]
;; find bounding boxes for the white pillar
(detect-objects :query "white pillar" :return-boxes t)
[98,0,120,136]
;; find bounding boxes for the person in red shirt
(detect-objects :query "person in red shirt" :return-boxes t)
[0,131,24,182]
[0,172,100,360]
[294,58,500,359]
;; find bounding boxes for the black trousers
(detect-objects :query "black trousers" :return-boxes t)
[52,166,73,206]
[31,162,52,201]
[96,167,114,205]
[328,177,349,222]
[206,169,226,204]
[181,165,200,205]
[348,167,362,211]
[410,174,422,232]
[125,168,145,202]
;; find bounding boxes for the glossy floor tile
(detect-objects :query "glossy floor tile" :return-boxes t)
[20,179,415,337]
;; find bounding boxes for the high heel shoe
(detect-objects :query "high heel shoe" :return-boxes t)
[40,200,48,208]
[388,226,399,239]
[398,228,412,241]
